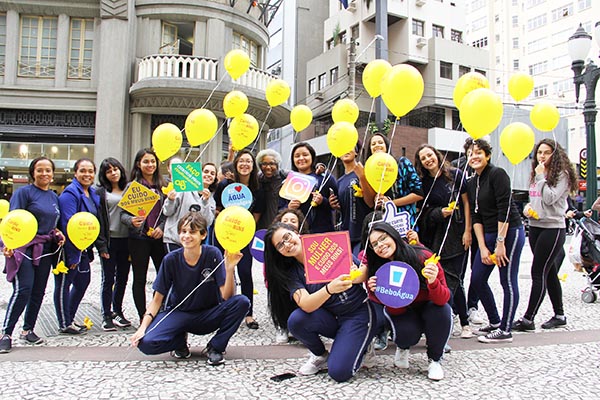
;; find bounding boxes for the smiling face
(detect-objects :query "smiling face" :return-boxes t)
[259,155,278,178]
[418,147,439,175]
[179,223,206,250]
[138,153,157,179]
[370,135,387,154]
[467,145,490,174]
[32,159,54,190]
[271,227,302,258]
[202,164,217,187]
[236,153,254,178]
[74,160,96,189]
[369,230,396,260]
[293,146,313,174]
[280,212,300,231]
[536,143,553,167]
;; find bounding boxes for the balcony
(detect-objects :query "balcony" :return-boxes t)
[129,54,290,129]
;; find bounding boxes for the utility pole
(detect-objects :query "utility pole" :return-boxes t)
[375,0,388,130]
[349,38,357,100]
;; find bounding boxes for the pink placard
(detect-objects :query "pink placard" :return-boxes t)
[301,231,352,283]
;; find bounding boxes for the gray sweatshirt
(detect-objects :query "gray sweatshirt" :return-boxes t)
[162,191,216,245]
[528,171,569,229]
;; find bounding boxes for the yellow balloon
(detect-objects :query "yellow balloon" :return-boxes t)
[332,99,359,124]
[459,88,503,139]
[152,123,182,162]
[362,59,392,98]
[229,114,259,151]
[500,122,535,165]
[381,64,424,117]
[0,199,9,219]
[223,91,249,118]
[0,209,38,249]
[67,212,100,251]
[224,49,250,80]
[290,105,313,132]
[185,109,218,147]
[364,153,398,194]
[530,102,560,132]
[327,122,358,157]
[453,72,490,109]
[215,206,256,252]
[265,79,291,107]
[508,72,534,102]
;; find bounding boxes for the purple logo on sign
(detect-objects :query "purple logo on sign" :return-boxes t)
[374,261,420,308]
[250,229,266,263]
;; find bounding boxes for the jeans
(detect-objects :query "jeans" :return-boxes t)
[100,237,130,317]
[54,251,92,328]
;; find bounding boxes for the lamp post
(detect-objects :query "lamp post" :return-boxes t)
[568,22,600,210]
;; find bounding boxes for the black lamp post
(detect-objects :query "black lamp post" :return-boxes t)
[568,23,600,211]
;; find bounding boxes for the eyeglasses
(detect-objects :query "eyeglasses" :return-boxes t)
[275,232,293,252]
[238,159,254,165]
[260,162,277,167]
[370,233,389,250]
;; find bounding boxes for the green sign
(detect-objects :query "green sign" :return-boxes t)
[171,162,204,192]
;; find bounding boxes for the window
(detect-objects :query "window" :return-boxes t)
[19,16,58,77]
[440,61,452,79]
[551,4,573,22]
[459,65,470,76]
[533,84,548,97]
[470,0,486,12]
[496,77,501,85]
[494,15,500,23]
[472,37,488,48]
[412,19,424,37]
[553,78,571,95]
[330,67,338,85]
[161,22,177,53]
[528,60,548,75]
[512,37,519,49]
[512,16,519,27]
[528,37,547,53]
[318,73,326,90]
[495,56,501,64]
[326,38,334,50]
[432,24,444,38]
[513,59,520,70]
[550,54,570,70]
[551,28,572,45]
[578,0,591,10]
[512,0,519,5]
[471,16,487,31]
[68,18,93,79]
[527,14,547,31]
[308,78,316,95]
[526,0,545,8]
[233,32,260,68]
[0,14,5,76]
[474,69,486,76]
[451,29,463,43]
[351,24,359,40]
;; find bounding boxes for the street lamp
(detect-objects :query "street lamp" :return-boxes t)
[568,22,600,211]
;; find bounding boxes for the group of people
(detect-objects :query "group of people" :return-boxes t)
[0,135,583,383]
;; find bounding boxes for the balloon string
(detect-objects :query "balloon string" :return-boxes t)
[193,121,226,163]
[436,164,466,257]
[14,244,63,262]
[201,73,226,110]
[249,107,273,154]
[359,98,376,163]
[411,150,449,230]
[298,158,339,234]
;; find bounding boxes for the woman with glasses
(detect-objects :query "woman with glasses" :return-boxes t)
[365,222,451,381]
[257,149,288,231]
[464,138,525,343]
[264,222,377,382]
[214,149,264,329]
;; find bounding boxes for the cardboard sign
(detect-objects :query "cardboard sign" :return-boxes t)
[279,171,318,203]
[250,229,266,263]
[221,183,253,209]
[171,162,204,192]
[371,201,411,237]
[118,181,160,217]
[374,261,420,308]
[301,231,352,283]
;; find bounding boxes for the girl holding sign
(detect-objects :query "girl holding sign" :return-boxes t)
[264,222,377,382]
[365,222,452,381]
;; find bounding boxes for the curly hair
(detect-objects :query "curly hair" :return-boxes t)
[530,139,577,192]
[414,144,454,184]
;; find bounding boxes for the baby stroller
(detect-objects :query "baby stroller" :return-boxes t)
[571,218,600,303]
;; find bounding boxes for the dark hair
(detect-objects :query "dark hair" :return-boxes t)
[74,157,96,173]
[28,157,55,180]
[363,133,390,164]
[203,162,218,192]
[264,222,301,330]
[273,208,309,234]
[414,144,454,183]
[291,142,316,173]
[364,222,428,288]
[177,211,208,235]
[530,139,577,192]
[463,137,492,156]
[98,157,128,191]
[220,161,235,176]
[130,148,165,187]
[233,149,260,191]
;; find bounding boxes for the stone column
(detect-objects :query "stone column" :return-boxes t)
[3,10,19,85]
[54,14,69,88]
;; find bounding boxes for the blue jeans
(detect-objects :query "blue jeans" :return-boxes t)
[100,238,130,317]
[471,226,525,332]
[54,251,91,329]
[2,244,54,336]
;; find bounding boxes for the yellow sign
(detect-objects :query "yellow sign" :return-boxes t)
[118,181,160,217]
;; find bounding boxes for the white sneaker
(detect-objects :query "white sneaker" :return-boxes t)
[460,325,475,339]
[427,360,444,381]
[468,307,485,325]
[452,314,461,336]
[394,348,410,368]
[298,351,329,375]
[361,344,376,369]
[275,328,289,344]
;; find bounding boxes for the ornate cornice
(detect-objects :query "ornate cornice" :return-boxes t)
[100,0,128,19]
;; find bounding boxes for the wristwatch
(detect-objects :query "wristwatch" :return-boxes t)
[496,235,505,243]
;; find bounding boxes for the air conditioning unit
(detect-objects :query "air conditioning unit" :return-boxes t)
[416,37,427,47]
[416,0,426,6]
[314,91,324,100]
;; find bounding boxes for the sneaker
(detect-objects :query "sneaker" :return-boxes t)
[112,312,132,328]
[298,351,329,375]
[361,344,376,369]
[171,345,191,359]
[206,346,225,366]
[0,335,12,353]
[452,315,461,336]
[512,318,535,332]
[394,348,410,368]
[102,316,117,332]
[444,343,452,353]
[275,328,289,344]
[460,325,475,339]
[427,360,444,381]
[477,323,500,334]
[478,329,513,343]
[60,324,84,335]
[541,316,567,329]
[19,330,44,344]
[468,307,485,325]
[373,330,389,351]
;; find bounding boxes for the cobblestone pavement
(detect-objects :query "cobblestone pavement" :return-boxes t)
[1,238,599,399]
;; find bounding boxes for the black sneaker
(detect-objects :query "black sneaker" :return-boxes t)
[60,324,85,335]
[541,316,567,329]
[112,312,132,328]
[19,330,44,344]
[102,316,117,332]
[478,329,513,343]
[206,345,225,366]
[0,334,12,353]
[512,318,535,332]
[478,323,500,334]
[171,346,191,359]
